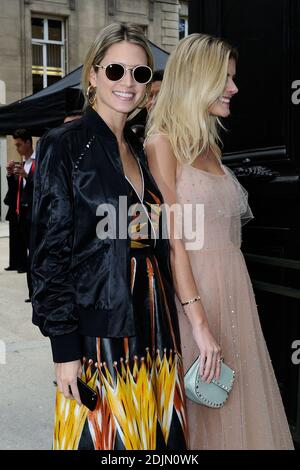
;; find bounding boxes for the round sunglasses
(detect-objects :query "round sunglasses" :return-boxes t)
[95,62,153,85]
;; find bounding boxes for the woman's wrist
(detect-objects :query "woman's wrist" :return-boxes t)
[181,299,208,329]
[181,294,201,306]
[189,315,208,331]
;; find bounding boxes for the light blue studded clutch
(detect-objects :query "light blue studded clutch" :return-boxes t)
[184,357,235,408]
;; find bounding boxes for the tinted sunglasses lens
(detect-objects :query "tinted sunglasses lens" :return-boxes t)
[133,66,152,84]
[105,64,125,81]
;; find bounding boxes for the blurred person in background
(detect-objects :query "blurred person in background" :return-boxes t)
[130,69,164,142]
[8,129,35,302]
[4,160,24,272]
[145,69,164,113]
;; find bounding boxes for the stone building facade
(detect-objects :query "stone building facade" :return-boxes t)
[0,0,188,219]
[0,0,188,104]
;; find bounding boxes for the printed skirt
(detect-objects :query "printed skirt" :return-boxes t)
[53,249,188,450]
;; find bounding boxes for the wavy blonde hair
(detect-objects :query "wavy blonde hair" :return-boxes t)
[82,22,153,110]
[146,33,237,164]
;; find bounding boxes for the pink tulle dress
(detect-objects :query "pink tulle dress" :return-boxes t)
[175,162,294,450]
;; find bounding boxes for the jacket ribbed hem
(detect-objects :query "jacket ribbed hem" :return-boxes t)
[50,331,82,363]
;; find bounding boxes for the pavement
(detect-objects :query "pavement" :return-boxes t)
[0,221,54,450]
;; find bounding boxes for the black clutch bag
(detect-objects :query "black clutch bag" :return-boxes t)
[77,378,98,411]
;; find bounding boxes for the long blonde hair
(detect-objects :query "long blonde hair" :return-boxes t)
[82,22,154,109]
[146,33,238,164]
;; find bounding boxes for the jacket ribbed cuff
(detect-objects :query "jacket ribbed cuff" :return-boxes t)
[50,331,82,363]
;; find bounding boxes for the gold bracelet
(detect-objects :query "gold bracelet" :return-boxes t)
[181,295,201,307]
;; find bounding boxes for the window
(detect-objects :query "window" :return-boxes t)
[31,17,65,93]
[179,17,188,40]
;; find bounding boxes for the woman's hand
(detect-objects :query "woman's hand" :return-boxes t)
[192,322,222,383]
[54,360,82,406]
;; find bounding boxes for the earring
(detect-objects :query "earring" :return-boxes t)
[87,85,96,106]
[137,91,149,110]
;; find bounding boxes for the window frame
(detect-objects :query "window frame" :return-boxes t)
[31,16,66,90]
[179,17,188,39]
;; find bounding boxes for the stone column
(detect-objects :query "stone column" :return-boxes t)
[0,80,8,222]
[161,1,180,52]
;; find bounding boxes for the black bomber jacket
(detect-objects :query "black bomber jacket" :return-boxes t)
[31,106,172,363]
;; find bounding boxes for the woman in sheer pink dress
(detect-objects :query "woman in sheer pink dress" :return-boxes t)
[145,33,294,449]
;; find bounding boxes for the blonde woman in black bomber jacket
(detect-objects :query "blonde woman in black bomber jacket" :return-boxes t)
[30,23,210,450]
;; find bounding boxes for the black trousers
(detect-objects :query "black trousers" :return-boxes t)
[7,212,27,270]
[19,207,33,298]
